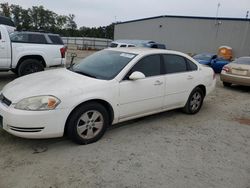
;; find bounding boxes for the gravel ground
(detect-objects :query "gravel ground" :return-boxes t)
[0,72,249,188]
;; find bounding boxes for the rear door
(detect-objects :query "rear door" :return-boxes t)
[0,26,11,68]
[162,54,199,109]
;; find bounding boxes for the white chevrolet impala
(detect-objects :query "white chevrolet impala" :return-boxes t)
[0,48,216,144]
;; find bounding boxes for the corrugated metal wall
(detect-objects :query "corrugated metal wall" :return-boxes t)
[114,17,250,57]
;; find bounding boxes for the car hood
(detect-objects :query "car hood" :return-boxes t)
[2,68,105,103]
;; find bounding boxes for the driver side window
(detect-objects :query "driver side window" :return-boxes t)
[125,55,161,79]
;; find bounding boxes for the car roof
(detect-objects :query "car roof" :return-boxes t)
[237,56,250,60]
[113,39,155,45]
[12,31,60,36]
[194,53,216,56]
[104,47,188,57]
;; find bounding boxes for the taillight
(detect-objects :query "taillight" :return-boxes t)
[222,66,229,72]
[60,46,67,58]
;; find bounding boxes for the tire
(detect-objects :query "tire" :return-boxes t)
[223,82,232,87]
[66,102,109,145]
[183,87,204,114]
[11,68,18,75]
[18,59,44,76]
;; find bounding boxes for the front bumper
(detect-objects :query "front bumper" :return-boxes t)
[220,71,250,86]
[0,101,70,139]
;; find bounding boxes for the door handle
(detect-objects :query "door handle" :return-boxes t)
[187,75,193,80]
[154,80,163,86]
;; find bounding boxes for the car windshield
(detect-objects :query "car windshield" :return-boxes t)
[193,54,212,61]
[233,57,250,65]
[71,50,137,80]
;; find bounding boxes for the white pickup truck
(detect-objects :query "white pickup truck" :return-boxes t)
[0,25,66,76]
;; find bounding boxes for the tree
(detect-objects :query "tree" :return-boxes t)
[20,9,32,30]
[10,4,22,30]
[0,3,11,17]
[0,2,115,38]
[56,15,68,29]
[66,14,77,35]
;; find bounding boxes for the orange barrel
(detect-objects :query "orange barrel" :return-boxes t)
[218,46,233,60]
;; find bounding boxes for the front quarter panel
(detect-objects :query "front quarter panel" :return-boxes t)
[58,80,120,124]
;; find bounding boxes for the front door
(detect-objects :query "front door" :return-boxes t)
[118,54,165,120]
[0,28,11,68]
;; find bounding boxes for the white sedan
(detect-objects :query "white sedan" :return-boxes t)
[0,48,216,144]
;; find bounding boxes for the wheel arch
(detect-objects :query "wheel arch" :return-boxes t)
[64,99,114,135]
[16,55,46,70]
[195,84,206,96]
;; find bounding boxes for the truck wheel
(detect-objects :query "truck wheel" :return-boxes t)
[18,59,44,76]
[11,69,18,75]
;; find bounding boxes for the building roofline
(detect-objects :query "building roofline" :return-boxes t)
[115,15,250,25]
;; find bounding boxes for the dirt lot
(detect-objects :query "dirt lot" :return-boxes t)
[0,69,249,188]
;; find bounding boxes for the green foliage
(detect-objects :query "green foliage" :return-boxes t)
[0,3,114,39]
[0,3,11,17]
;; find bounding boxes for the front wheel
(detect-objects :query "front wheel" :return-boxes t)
[183,88,204,114]
[66,102,109,145]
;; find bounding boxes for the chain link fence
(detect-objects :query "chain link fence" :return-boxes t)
[62,37,112,50]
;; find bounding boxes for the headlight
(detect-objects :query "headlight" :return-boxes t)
[15,95,60,111]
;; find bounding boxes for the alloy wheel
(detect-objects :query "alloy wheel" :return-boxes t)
[76,110,104,139]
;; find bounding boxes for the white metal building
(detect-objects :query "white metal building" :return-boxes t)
[114,15,250,57]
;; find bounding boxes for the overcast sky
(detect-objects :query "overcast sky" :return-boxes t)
[4,0,250,27]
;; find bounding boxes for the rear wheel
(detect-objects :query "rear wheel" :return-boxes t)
[183,87,204,114]
[18,59,44,76]
[66,102,109,145]
[223,82,232,87]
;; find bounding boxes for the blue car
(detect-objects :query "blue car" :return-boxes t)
[193,53,229,73]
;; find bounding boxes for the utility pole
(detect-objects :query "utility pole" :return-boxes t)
[215,2,221,25]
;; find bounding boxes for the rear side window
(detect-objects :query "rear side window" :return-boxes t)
[48,35,64,45]
[120,44,127,47]
[129,55,161,77]
[10,33,28,42]
[10,33,47,44]
[187,59,198,71]
[28,34,47,44]
[163,55,187,74]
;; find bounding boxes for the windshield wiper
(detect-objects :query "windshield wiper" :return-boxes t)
[73,70,97,78]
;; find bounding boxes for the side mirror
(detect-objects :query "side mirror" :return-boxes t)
[129,71,146,80]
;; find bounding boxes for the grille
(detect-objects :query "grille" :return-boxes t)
[0,94,12,106]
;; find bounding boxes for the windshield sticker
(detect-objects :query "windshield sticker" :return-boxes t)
[120,53,135,59]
